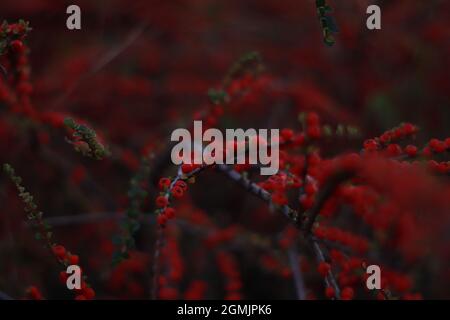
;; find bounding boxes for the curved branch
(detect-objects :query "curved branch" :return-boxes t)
[303,170,355,234]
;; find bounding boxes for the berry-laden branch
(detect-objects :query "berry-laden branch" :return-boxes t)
[216,164,299,223]
[311,239,341,299]
[2,163,95,300]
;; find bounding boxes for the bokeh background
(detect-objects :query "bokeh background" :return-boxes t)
[0,0,449,299]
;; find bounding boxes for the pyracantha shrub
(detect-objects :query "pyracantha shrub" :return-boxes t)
[0,0,449,300]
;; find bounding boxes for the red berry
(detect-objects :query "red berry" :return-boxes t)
[10,40,25,53]
[175,180,188,191]
[305,183,317,196]
[299,195,314,209]
[155,195,168,208]
[325,286,335,299]
[429,139,446,153]
[445,138,450,148]
[164,207,175,219]
[402,123,417,135]
[52,245,67,259]
[307,126,321,139]
[272,192,288,205]
[363,139,378,152]
[171,186,184,198]
[386,144,402,156]
[182,163,194,174]
[83,287,95,300]
[404,145,417,157]
[157,214,167,226]
[26,286,43,300]
[158,177,171,190]
[281,128,294,141]
[379,133,390,144]
[317,262,331,277]
[341,287,354,300]
[68,254,79,265]
[306,112,320,126]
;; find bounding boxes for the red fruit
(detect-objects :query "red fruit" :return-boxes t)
[429,139,446,153]
[306,112,320,126]
[171,186,184,198]
[379,133,390,144]
[52,245,67,259]
[157,214,167,226]
[341,287,354,300]
[300,195,314,209]
[175,180,188,191]
[281,128,294,141]
[317,262,331,277]
[363,139,378,151]
[325,286,335,299]
[26,286,43,300]
[158,177,171,190]
[386,144,402,156]
[304,183,317,195]
[182,163,194,174]
[83,287,95,300]
[10,40,25,53]
[314,226,326,239]
[164,207,175,219]
[445,137,450,148]
[422,146,432,158]
[155,195,168,208]
[292,133,306,146]
[402,123,417,135]
[272,192,288,205]
[307,126,321,139]
[404,145,418,157]
[75,295,87,300]
[68,254,79,265]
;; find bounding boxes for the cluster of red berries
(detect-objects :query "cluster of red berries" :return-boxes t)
[259,172,302,206]
[156,177,189,226]
[52,244,95,300]
[314,226,369,254]
[216,252,242,300]
[158,238,184,299]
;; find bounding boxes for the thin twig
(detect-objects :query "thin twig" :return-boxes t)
[216,164,299,223]
[288,246,307,300]
[310,238,341,298]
